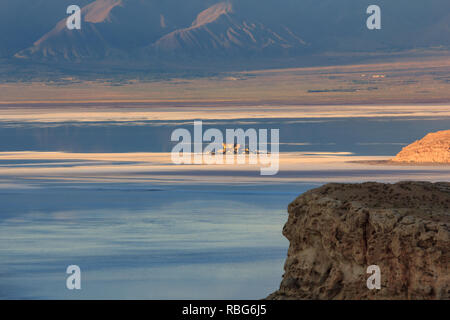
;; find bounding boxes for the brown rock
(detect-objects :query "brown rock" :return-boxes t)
[268,181,450,300]
[392,130,450,163]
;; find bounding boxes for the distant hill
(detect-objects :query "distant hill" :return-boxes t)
[0,0,92,57]
[2,0,450,66]
[151,2,307,56]
[15,0,125,61]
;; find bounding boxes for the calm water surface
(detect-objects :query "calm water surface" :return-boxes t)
[0,116,448,299]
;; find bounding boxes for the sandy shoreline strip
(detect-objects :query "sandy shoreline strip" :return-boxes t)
[0,104,449,122]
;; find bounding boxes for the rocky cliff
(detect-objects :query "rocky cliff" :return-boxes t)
[268,181,450,300]
[392,130,450,164]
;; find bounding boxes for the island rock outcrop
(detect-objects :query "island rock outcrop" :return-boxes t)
[392,130,450,163]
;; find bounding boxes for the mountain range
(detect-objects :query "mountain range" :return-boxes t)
[1,0,449,64]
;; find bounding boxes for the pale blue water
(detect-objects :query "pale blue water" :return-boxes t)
[0,183,301,299]
[1,117,449,155]
[0,116,448,299]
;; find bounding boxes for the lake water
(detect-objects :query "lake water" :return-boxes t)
[0,115,449,299]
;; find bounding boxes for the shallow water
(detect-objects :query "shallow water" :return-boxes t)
[1,116,449,155]
[0,183,301,299]
[0,115,448,299]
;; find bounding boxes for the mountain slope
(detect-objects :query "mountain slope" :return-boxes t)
[0,0,93,58]
[152,2,307,56]
[15,0,124,61]
[14,0,220,61]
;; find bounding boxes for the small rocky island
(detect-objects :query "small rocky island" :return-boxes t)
[392,130,450,164]
[268,181,449,300]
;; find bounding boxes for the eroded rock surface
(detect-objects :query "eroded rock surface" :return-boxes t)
[392,130,450,163]
[268,181,450,300]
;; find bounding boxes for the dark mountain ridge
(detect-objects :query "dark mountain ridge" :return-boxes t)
[1,0,449,65]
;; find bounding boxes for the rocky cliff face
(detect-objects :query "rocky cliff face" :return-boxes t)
[268,182,450,300]
[392,130,450,164]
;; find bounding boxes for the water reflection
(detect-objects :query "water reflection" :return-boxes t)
[0,116,449,299]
